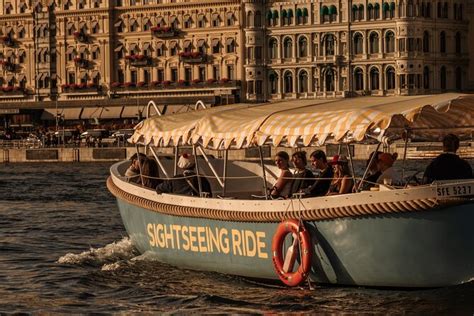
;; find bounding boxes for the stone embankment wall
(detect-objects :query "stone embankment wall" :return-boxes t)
[0,143,472,163]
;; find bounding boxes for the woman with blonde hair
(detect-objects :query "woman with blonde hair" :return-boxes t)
[326,155,353,195]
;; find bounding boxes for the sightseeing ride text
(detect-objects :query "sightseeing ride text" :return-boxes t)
[146,223,268,259]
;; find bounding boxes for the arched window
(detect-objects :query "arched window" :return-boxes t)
[390,2,395,18]
[298,37,307,57]
[269,72,278,94]
[374,3,380,19]
[353,33,363,54]
[321,6,329,23]
[368,3,374,20]
[440,66,447,90]
[407,0,414,17]
[299,70,308,93]
[426,3,431,17]
[247,11,254,27]
[329,5,337,22]
[385,31,395,53]
[283,37,293,58]
[455,67,462,90]
[440,31,446,53]
[325,34,335,56]
[354,68,364,91]
[423,31,430,52]
[325,68,335,91]
[455,32,461,54]
[442,2,448,18]
[281,9,287,25]
[383,2,390,19]
[423,66,430,89]
[269,38,278,59]
[352,4,358,21]
[369,32,379,54]
[386,67,395,89]
[287,9,293,25]
[437,2,442,18]
[370,68,379,90]
[284,71,293,93]
[255,11,262,27]
[358,4,364,20]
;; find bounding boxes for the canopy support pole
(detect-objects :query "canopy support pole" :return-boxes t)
[258,146,269,200]
[173,146,179,176]
[401,129,410,181]
[346,143,356,187]
[357,142,382,192]
[193,145,203,196]
[148,146,170,179]
[197,145,224,188]
[222,149,228,197]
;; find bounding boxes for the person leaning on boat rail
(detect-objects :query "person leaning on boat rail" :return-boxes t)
[155,153,212,197]
[301,150,334,197]
[422,133,473,184]
[326,155,354,195]
[376,152,400,185]
[140,157,161,189]
[270,151,293,199]
[125,153,147,183]
[289,151,315,195]
[356,150,382,191]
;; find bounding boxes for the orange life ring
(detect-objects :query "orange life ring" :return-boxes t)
[271,219,312,286]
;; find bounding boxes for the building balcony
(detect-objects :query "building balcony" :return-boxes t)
[0,36,14,47]
[61,83,101,93]
[179,52,206,64]
[125,55,153,67]
[73,57,90,68]
[0,86,26,97]
[110,79,240,92]
[151,26,179,38]
[73,31,88,43]
[0,60,16,72]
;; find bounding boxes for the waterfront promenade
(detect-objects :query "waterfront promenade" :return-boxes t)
[1,142,473,163]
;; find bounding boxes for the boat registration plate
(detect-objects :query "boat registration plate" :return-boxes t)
[436,184,474,197]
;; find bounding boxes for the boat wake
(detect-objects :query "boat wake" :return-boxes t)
[57,237,139,268]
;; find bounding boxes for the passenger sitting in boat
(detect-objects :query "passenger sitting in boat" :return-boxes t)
[156,153,212,197]
[290,151,315,196]
[270,151,293,199]
[326,155,353,195]
[140,157,161,189]
[357,151,382,191]
[302,150,334,197]
[125,153,147,183]
[422,134,473,183]
[376,152,400,185]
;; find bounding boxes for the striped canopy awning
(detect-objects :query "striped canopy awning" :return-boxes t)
[130,94,474,149]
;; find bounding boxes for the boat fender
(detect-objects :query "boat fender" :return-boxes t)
[271,219,312,287]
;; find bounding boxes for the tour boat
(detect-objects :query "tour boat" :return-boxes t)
[107,93,474,288]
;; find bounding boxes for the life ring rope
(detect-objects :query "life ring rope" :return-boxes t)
[271,219,312,287]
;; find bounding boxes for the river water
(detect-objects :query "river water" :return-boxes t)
[1,162,473,314]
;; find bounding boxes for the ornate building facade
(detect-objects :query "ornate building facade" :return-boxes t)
[0,0,473,126]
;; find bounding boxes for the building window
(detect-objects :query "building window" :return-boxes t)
[130,70,137,84]
[143,70,150,84]
[325,69,335,91]
[269,38,278,59]
[226,39,235,53]
[440,31,446,53]
[212,13,220,27]
[171,68,178,82]
[386,67,395,89]
[354,68,364,91]
[227,65,234,80]
[255,11,262,27]
[440,66,446,90]
[255,46,262,60]
[226,12,235,26]
[212,65,220,80]
[423,31,430,52]
[423,66,430,89]
[455,32,461,54]
[269,72,278,94]
[298,70,308,93]
[68,72,75,84]
[353,33,363,55]
[184,16,192,28]
[370,68,379,90]
[369,32,379,53]
[158,69,164,82]
[298,37,307,57]
[283,37,292,58]
[198,14,206,28]
[199,66,206,81]
[385,31,395,53]
[325,34,335,56]
[284,71,293,93]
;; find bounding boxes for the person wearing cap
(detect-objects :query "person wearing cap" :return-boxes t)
[357,150,382,191]
[302,150,334,197]
[326,155,354,195]
[156,153,212,196]
[125,152,147,183]
[422,134,473,183]
[376,152,399,185]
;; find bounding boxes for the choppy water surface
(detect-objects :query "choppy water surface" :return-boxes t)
[1,162,473,314]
